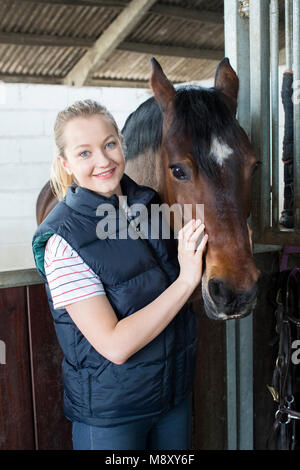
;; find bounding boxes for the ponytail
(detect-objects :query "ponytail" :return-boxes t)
[50,155,74,201]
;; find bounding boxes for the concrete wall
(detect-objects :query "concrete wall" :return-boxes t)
[0,83,151,271]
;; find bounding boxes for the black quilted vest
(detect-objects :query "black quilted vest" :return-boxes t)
[32,173,198,426]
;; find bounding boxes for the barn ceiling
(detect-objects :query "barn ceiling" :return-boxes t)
[0,0,286,87]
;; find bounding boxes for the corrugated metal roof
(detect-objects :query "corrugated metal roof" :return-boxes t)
[0,0,286,87]
[126,13,223,50]
[92,49,218,82]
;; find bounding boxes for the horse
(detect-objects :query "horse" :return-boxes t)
[36,57,260,321]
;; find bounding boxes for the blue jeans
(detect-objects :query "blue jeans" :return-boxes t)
[72,397,191,450]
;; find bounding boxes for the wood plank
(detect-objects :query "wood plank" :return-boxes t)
[192,299,227,450]
[0,74,63,84]
[0,31,93,48]
[0,33,224,63]
[254,228,300,246]
[0,287,35,450]
[26,284,72,450]
[64,0,158,86]
[87,77,149,87]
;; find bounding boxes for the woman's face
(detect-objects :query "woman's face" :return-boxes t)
[60,114,125,197]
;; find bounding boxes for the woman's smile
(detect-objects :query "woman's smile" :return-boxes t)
[93,167,116,179]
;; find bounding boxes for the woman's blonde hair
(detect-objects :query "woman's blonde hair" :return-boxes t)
[51,99,123,200]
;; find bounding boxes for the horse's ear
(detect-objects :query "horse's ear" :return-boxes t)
[150,57,175,113]
[214,57,239,116]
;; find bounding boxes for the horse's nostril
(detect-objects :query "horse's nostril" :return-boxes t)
[208,279,234,309]
[208,278,257,313]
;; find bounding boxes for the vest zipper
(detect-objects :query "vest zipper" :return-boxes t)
[124,208,173,408]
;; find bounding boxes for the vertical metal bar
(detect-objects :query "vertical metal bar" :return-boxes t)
[270,0,279,228]
[293,0,300,228]
[237,316,253,450]
[250,0,271,236]
[225,320,238,450]
[224,0,253,451]
[285,0,293,70]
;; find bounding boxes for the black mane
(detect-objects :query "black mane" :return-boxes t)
[121,86,242,180]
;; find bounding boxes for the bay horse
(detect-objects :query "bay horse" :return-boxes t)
[36,57,260,321]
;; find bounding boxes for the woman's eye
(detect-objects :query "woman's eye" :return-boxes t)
[80,151,90,158]
[106,141,116,149]
[170,166,187,180]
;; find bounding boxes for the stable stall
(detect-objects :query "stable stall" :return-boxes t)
[0,0,299,451]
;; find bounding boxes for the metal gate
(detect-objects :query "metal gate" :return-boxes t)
[224,0,300,449]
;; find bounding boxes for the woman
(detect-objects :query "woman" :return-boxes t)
[32,99,208,450]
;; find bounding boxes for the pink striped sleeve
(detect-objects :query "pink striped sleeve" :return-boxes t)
[44,235,105,309]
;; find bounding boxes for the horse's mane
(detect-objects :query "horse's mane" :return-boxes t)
[122,95,163,160]
[122,85,243,181]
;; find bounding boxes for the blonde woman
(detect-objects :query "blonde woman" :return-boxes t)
[32,100,208,450]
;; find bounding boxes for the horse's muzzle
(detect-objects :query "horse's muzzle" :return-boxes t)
[202,278,258,321]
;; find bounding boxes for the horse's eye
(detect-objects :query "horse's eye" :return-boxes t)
[171,166,187,180]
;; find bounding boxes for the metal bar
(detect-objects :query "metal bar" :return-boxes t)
[293,0,300,228]
[250,0,271,236]
[226,320,238,450]
[224,0,253,451]
[285,0,293,70]
[237,316,253,450]
[270,0,279,228]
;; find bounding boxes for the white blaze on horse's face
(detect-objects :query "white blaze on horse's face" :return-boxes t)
[210,136,233,165]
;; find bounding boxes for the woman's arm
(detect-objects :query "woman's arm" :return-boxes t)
[66,219,208,365]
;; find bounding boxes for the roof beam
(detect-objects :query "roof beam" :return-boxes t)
[0,31,93,48]
[150,4,223,24]
[8,0,224,24]
[2,0,126,7]
[86,78,149,88]
[0,73,62,84]
[0,73,150,87]
[0,32,224,61]
[64,0,157,86]
[118,42,224,61]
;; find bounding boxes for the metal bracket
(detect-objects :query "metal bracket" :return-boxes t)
[239,0,250,18]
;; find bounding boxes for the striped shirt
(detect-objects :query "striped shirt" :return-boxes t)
[44,234,105,309]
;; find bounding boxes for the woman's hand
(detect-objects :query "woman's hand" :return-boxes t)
[177,219,208,289]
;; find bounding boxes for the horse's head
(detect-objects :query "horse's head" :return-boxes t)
[150,57,260,321]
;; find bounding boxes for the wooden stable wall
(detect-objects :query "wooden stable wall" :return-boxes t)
[0,251,293,450]
[0,284,72,450]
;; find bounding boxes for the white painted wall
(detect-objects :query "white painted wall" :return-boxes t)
[0,83,151,271]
